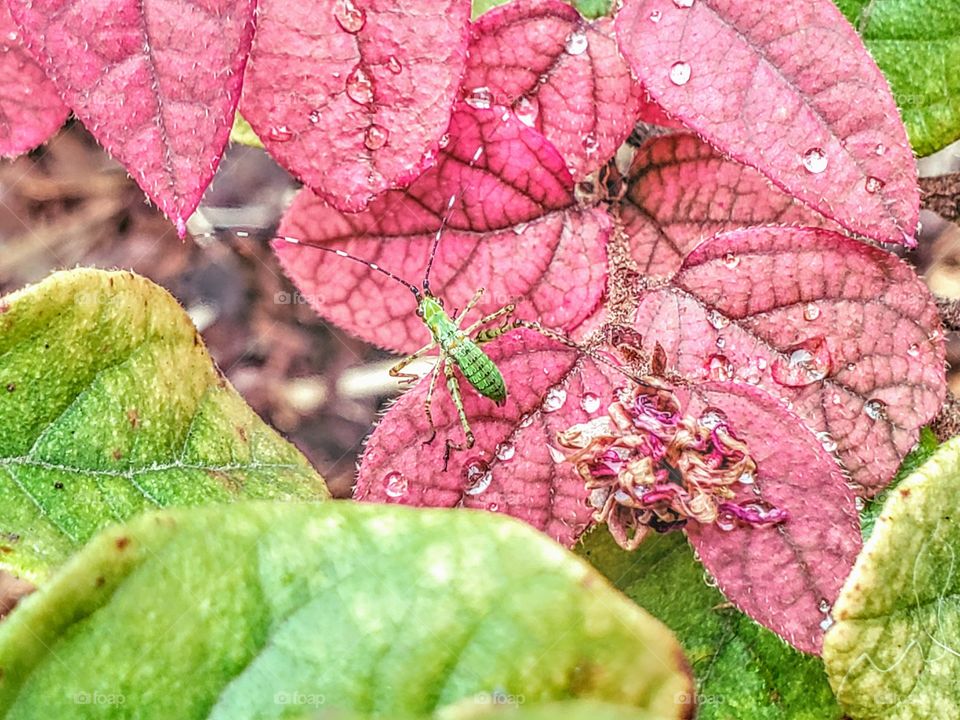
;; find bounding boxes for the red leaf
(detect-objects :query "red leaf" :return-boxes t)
[275,105,597,354]
[355,329,621,547]
[615,0,919,245]
[624,133,840,277]
[242,0,471,212]
[463,0,642,180]
[7,0,256,234]
[634,227,946,493]
[683,383,861,655]
[0,4,67,157]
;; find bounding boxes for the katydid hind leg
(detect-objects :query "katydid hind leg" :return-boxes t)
[422,360,443,446]
[442,362,475,471]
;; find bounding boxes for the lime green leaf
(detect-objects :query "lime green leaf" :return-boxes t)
[230,112,264,148]
[835,0,960,156]
[0,502,693,719]
[579,529,843,720]
[0,269,327,581]
[824,434,960,719]
[472,0,611,20]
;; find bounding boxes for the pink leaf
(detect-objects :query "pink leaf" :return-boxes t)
[615,0,919,245]
[634,227,946,493]
[0,4,67,157]
[355,328,621,547]
[242,0,471,212]
[463,0,642,180]
[624,133,840,277]
[683,383,861,655]
[7,0,256,234]
[275,105,596,354]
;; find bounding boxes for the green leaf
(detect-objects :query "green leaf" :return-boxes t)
[230,112,264,148]
[0,502,693,719]
[824,434,960,719]
[0,269,327,581]
[835,0,960,156]
[472,0,611,20]
[579,529,843,720]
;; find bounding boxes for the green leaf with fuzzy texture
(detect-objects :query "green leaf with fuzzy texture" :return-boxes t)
[472,0,611,20]
[0,502,693,719]
[824,434,960,719]
[579,529,842,720]
[0,269,327,581]
[835,0,960,156]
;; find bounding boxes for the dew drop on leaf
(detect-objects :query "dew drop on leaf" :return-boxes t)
[865,176,885,194]
[771,337,832,387]
[463,459,492,495]
[346,66,374,105]
[582,133,599,156]
[875,143,886,156]
[333,0,366,33]
[803,302,821,321]
[669,61,691,86]
[699,408,727,430]
[801,147,828,174]
[514,96,538,127]
[564,30,588,56]
[864,398,887,420]
[465,86,493,110]
[722,252,740,269]
[495,442,516,462]
[386,55,402,74]
[907,343,920,358]
[673,0,694,7]
[580,392,601,413]
[703,571,718,588]
[308,109,322,124]
[438,132,450,148]
[716,510,736,531]
[818,598,831,613]
[704,354,734,381]
[543,387,568,412]
[519,412,535,428]
[649,9,662,22]
[819,617,834,631]
[738,470,755,485]
[707,309,730,329]
[383,471,407,498]
[267,125,294,142]
[817,431,838,453]
[364,124,389,150]
[548,444,566,463]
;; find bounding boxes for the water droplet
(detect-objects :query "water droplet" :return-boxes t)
[802,148,828,174]
[865,176,885,194]
[463,459,492,495]
[855,496,865,511]
[703,571,718,588]
[864,398,887,421]
[548,444,566,463]
[738,470,755,485]
[817,431,838,453]
[364,124,389,150]
[803,303,820,321]
[7,31,18,42]
[716,511,736,531]
[649,9,662,21]
[756,357,768,370]
[543,387,568,413]
[383,471,407,498]
[722,252,740,269]
[582,133,599,156]
[771,337,832,387]
[564,30,588,55]
[495,442,515,462]
[386,55,402,74]
[907,343,920,358]
[705,354,734,382]
[465,86,493,110]
[818,598,831,613]
[875,143,886,156]
[580,392,601,413]
[346,66,374,105]
[512,221,529,235]
[334,0,366,33]
[715,336,726,349]
[669,61,691,86]
[438,133,451,149]
[707,309,730,329]
[267,125,294,142]
[673,0,694,6]
[699,408,727,430]
[820,616,834,631]
[515,96,539,127]
[519,413,535,428]
[308,109,322,124]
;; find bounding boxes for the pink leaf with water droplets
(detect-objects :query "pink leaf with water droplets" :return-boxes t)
[275,104,601,354]
[624,133,841,277]
[0,4,68,157]
[615,0,919,245]
[634,227,946,494]
[242,0,471,212]
[683,383,861,655]
[463,0,642,180]
[355,329,621,547]
[7,0,256,234]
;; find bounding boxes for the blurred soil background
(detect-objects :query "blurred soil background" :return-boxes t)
[3,120,960,501]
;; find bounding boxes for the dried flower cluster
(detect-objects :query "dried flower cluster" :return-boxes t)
[559,382,789,550]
